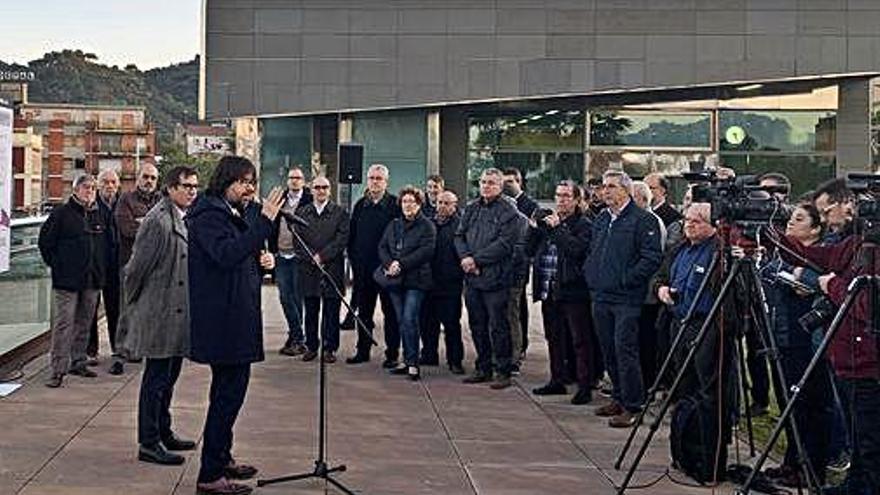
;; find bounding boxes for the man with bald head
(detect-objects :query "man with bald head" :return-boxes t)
[420,190,465,373]
[86,169,122,364]
[112,160,161,374]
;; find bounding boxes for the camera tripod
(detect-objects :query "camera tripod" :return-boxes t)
[614,250,822,495]
[737,242,880,495]
[257,219,377,495]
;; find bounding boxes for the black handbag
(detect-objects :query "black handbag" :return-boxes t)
[372,220,403,289]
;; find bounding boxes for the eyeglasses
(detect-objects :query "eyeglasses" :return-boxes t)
[313,185,330,190]
[288,175,304,180]
[237,178,257,187]
[177,183,199,191]
[367,175,385,181]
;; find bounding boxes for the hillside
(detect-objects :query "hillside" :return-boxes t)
[0,50,198,148]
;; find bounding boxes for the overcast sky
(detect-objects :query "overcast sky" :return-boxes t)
[3,0,201,69]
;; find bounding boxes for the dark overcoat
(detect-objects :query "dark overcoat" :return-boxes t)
[118,197,190,359]
[293,201,349,299]
[186,195,274,365]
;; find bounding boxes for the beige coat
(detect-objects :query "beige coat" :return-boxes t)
[118,197,190,358]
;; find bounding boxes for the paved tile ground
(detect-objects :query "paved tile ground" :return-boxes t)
[0,287,736,495]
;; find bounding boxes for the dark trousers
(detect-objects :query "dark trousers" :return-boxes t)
[835,378,880,494]
[138,357,184,446]
[745,325,770,407]
[519,286,529,354]
[776,345,832,482]
[638,303,661,389]
[275,256,304,345]
[465,287,512,376]
[87,273,120,356]
[420,292,464,366]
[198,363,250,484]
[541,298,594,390]
[593,302,644,412]
[353,272,400,360]
[304,296,341,353]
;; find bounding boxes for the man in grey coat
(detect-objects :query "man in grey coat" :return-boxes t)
[120,166,199,466]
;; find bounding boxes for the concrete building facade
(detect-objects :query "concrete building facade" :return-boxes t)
[202,1,880,201]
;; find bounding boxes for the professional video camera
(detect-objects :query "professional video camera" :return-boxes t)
[846,172,880,244]
[680,171,790,226]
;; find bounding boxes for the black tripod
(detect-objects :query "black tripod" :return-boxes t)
[737,245,880,495]
[614,252,821,494]
[258,219,377,494]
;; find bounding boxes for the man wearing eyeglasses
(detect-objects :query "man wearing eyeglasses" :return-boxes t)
[112,159,162,375]
[269,166,313,357]
[39,174,108,388]
[118,166,199,466]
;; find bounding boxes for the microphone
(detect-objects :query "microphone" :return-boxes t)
[279,210,309,227]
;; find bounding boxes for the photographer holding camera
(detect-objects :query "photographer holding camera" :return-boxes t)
[770,177,880,495]
[527,180,595,405]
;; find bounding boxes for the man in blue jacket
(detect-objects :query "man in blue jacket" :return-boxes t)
[584,170,663,428]
[187,156,283,495]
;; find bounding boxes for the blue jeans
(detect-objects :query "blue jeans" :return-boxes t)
[275,255,304,345]
[592,302,644,412]
[388,289,425,366]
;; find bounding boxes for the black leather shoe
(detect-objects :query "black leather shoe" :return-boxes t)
[108,361,124,375]
[570,388,593,405]
[381,358,399,369]
[463,371,492,384]
[345,353,370,364]
[302,350,318,362]
[389,364,408,375]
[69,366,97,378]
[448,363,465,375]
[533,383,567,396]
[44,373,64,388]
[162,434,196,451]
[138,443,185,465]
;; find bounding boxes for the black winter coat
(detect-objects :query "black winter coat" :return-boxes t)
[349,193,400,275]
[583,200,663,305]
[186,195,274,365]
[527,211,592,302]
[431,212,464,295]
[293,201,349,298]
[515,192,539,218]
[38,197,107,292]
[455,196,520,291]
[378,213,436,291]
[653,201,683,227]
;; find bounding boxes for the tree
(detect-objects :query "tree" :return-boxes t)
[157,143,219,186]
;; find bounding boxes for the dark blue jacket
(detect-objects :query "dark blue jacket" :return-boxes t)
[348,193,400,275]
[455,195,520,291]
[38,197,107,292]
[187,195,274,365]
[583,200,663,305]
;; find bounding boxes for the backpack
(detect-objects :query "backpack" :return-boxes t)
[670,395,728,484]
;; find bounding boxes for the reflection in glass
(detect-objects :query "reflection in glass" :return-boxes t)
[469,112,584,151]
[719,110,836,153]
[467,151,583,201]
[719,153,835,197]
[589,111,712,148]
[588,150,709,179]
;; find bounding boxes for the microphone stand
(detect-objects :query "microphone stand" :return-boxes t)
[258,216,377,494]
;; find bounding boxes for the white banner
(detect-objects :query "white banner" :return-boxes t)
[0,106,12,273]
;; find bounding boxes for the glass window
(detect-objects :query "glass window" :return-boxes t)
[720,153,835,197]
[469,111,584,151]
[719,110,836,153]
[466,151,583,201]
[589,111,712,149]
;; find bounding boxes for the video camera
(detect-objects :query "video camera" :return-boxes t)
[845,172,880,244]
[680,170,790,226]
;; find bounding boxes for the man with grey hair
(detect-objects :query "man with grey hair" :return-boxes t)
[346,163,402,367]
[39,174,108,387]
[584,169,663,427]
[87,168,121,364]
[112,159,162,374]
[456,168,521,389]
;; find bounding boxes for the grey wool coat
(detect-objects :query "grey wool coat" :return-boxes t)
[118,196,191,359]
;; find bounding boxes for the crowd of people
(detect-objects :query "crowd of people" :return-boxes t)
[36,154,879,495]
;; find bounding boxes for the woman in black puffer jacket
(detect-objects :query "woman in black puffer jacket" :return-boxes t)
[378,186,436,380]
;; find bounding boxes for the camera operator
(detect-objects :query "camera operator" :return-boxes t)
[527,180,594,405]
[757,200,834,487]
[771,177,879,495]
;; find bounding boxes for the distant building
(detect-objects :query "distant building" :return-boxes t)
[16,98,155,204]
[11,116,42,213]
[176,123,230,156]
